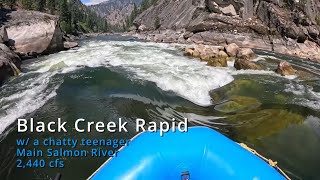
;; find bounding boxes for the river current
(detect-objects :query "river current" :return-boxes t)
[0,35,319,179]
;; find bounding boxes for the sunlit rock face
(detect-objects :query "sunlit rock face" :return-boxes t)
[5,10,64,57]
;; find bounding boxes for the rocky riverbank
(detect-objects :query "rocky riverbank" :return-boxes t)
[130,0,320,62]
[0,9,80,86]
[131,28,320,63]
[182,43,296,76]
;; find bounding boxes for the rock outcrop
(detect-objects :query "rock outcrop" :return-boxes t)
[0,43,21,85]
[132,0,320,62]
[184,44,259,69]
[4,10,64,58]
[275,61,296,76]
[234,58,262,70]
[225,43,239,57]
[236,48,256,60]
[184,45,228,67]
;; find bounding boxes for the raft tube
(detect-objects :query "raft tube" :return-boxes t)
[89,126,286,180]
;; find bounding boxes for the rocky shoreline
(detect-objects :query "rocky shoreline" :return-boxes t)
[130,29,320,63]
[129,0,320,63]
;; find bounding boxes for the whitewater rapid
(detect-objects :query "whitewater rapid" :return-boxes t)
[0,39,319,135]
[28,40,236,106]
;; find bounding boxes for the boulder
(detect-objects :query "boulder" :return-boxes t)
[236,48,257,60]
[286,24,307,43]
[206,1,222,13]
[307,26,320,40]
[184,45,204,58]
[207,57,228,67]
[218,50,228,58]
[184,47,195,56]
[183,31,194,39]
[189,34,204,44]
[221,4,237,16]
[64,41,79,50]
[5,10,64,58]
[225,43,239,57]
[138,24,148,32]
[0,26,9,43]
[184,45,227,64]
[275,61,296,76]
[234,58,262,70]
[0,44,21,65]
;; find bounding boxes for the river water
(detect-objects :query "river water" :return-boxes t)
[0,35,319,179]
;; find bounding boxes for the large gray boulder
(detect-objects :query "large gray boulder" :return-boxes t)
[4,10,64,58]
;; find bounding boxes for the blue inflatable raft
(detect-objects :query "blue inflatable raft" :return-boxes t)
[89,126,286,180]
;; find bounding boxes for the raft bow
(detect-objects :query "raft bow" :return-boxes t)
[89,126,290,180]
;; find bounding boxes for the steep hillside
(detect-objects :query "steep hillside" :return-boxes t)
[89,0,143,26]
[134,0,320,35]
[133,0,320,61]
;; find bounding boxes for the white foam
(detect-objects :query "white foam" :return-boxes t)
[0,73,60,134]
[230,69,276,75]
[285,82,320,110]
[285,83,307,96]
[30,41,234,106]
[251,56,266,62]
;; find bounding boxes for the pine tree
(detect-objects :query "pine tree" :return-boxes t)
[47,0,55,14]
[122,22,126,32]
[2,0,110,34]
[21,0,32,9]
[59,0,72,33]
[34,0,46,12]
[140,0,149,11]
[6,0,16,9]
[154,16,160,29]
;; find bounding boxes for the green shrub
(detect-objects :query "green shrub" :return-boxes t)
[154,16,160,29]
[60,21,73,34]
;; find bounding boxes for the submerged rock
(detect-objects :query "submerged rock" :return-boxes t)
[234,58,262,70]
[275,61,296,76]
[210,79,264,103]
[215,96,261,113]
[64,41,79,50]
[49,61,68,71]
[228,109,304,142]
